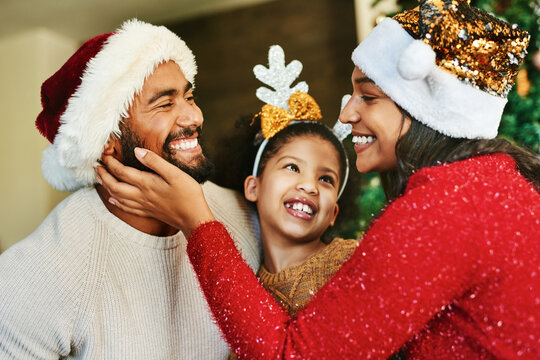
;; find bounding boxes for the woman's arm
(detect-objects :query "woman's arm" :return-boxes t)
[188,196,483,359]
[98,149,483,359]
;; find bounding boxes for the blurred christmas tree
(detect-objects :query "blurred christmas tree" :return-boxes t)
[471,0,540,152]
[350,0,540,233]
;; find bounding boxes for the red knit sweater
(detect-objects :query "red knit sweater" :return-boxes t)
[188,154,540,359]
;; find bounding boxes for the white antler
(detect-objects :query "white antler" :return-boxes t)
[253,45,308,110]
[332,94,352,141]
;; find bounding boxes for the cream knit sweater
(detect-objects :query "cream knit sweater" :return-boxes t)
[0,182,260,359]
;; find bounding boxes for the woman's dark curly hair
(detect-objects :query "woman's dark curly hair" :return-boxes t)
[381,110,540,201]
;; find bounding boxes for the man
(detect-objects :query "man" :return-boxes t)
[0,19,260,359]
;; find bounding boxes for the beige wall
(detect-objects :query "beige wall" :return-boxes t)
[354,0,398,42]
[0,29,76,253]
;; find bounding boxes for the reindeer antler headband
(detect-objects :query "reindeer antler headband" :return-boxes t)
[251,45,351,199]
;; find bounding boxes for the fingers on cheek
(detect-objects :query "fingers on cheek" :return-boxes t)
[108,183,121,197]
[113,166,124,180]
[108,197,119,207]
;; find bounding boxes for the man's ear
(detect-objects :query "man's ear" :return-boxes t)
[328,204,339,227]
[244,175,259,202]
[102,134,121,157]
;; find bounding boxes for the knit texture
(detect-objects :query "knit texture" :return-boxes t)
[188,154,540,359]
[258,238,358,316]
[229,238,358,360]
[0,182,260,359]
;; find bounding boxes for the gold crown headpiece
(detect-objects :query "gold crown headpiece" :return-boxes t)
[393,0,530,96]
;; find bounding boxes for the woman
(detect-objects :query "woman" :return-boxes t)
[97,0,540,358]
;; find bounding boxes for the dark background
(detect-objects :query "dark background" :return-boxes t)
[166,0,357,159]
[165,0,362,237]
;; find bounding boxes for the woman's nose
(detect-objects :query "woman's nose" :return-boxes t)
[339,97,360,125]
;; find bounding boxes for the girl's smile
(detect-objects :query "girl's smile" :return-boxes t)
[284,197,317,219]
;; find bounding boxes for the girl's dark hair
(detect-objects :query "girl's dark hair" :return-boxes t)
[212,115,361,241]
[255,120,348,189]
[381,113,540,201]
[214,116,349,193]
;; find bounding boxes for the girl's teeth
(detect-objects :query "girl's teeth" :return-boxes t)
[352,135,376,145]
[287,202,313,215]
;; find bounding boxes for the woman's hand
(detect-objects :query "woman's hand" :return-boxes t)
[96,148,215,236]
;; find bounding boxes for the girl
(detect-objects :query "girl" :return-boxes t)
[232,118,358,317]
[223,116,358,359]
[210,45,358,320]
[98,1,540,358]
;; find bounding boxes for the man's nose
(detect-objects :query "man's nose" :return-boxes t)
[175,102,203,128]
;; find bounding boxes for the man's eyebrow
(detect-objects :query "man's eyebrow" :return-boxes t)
[185,82,193,93]
[354,76,375,84]
[148,89,178,105]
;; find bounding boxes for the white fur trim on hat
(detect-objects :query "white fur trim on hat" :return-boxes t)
[42,143,84,191]
[45,19,197,191]
[351,18,507,139]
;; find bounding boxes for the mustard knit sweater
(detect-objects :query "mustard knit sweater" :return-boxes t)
[229,238,358,359]
[258,238,358,316]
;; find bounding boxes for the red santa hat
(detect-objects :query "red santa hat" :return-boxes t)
[36,19,197,191]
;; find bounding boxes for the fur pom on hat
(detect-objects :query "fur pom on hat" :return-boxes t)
[397,40,436,81]
[36,19,197,191]
[351,0,529,139]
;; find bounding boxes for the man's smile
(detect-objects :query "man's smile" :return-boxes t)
[168,137,199,151]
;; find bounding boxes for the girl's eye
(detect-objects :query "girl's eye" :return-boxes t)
[285,164,299,172]
[319,175,335,185]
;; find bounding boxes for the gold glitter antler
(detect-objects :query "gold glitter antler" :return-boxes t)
[253,45,309,110]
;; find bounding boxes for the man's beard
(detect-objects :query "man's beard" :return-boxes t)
[119,124,214,184]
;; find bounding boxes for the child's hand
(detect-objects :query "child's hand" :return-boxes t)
[96,148,215,236]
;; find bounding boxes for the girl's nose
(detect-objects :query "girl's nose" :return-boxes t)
[297,177,318,195]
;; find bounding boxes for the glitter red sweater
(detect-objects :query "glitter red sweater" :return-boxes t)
[188,154,540,359]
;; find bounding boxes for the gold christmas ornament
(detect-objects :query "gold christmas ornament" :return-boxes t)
[533,50,540,71]
[516,69,530,97]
